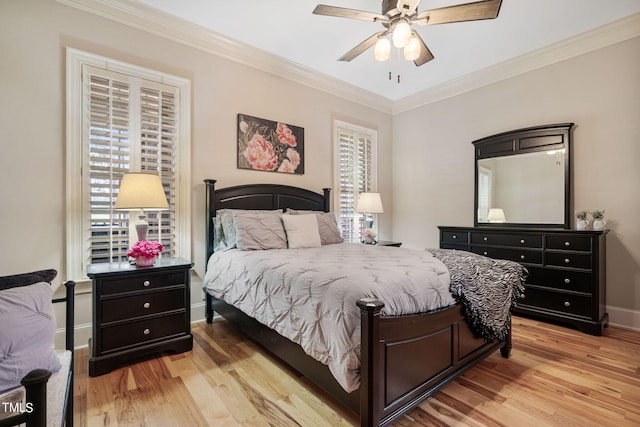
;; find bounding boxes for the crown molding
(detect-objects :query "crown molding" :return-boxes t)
[392,12,640,114]
[56,0,393,114]
[57,1,638,116]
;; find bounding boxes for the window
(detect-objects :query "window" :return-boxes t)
[333,121,378,242]
[477,165,492,222]
[66,49,191,281]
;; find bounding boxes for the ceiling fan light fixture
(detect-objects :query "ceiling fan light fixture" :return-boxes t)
[403,36,421,61]
[374,37,391,61]
[392,20,411,48]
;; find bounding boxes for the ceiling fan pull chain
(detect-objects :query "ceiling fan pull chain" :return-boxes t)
[398,74,401,84]
[388,71,392,81]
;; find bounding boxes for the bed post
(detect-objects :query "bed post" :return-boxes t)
[357,298,385,427]
[322,188,331,212]
[204,179,217,324]
[500,321,512,358]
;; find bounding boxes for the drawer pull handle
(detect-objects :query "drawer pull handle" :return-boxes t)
[143,328,151,335]
[143,302,150,309]
[143,280,150,287]
[483,237,488,241]
[452,235,457,239]
[520,255,525,260]
[565,241,571,247]
[564,278,571,284]
[483,251,488,256]
[520,239,525,244]
[564,301,571,307]
[564,258,570,264]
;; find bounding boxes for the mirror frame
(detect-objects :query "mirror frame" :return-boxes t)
[473,123,574,229]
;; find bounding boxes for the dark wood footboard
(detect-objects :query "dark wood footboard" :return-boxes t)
[207,294,509,427]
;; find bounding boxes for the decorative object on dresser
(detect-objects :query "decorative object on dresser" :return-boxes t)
[114,172,169,242]
[439,227,607,335]
[591,210,606,231]
[576,210,589,230]
[87,258,193,377]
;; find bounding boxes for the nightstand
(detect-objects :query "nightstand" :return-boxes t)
[87,257,193,376]
[376,241,402,247]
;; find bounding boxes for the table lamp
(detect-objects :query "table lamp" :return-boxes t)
[115,172,169,241]
[356,192,384,229]
[488,208,506,223]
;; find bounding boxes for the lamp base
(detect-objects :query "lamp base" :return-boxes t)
[134,210,148,241]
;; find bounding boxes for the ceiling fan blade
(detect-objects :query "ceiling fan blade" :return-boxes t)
[413,0,502,26]
[313,4,387,23]
[338,32,385,62]
[411,31,434,66]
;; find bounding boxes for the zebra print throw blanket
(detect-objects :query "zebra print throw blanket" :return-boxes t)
[428,248,527,341]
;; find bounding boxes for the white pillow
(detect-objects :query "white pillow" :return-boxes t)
[282,214,322,249]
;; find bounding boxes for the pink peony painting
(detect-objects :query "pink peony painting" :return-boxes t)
[237,113,304,174]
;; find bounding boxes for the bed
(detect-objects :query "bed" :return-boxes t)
[202,179,522,427]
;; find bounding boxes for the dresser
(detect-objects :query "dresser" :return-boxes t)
[439,227,607,335]
[87,258,193,376]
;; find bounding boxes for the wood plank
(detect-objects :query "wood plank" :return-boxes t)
[75,315,640,426]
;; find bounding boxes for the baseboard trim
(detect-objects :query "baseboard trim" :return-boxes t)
[607,305,640,332]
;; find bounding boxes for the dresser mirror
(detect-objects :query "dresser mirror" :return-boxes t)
[473,123,573,228]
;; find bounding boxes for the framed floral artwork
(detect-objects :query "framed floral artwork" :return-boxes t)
[237,113,304,174]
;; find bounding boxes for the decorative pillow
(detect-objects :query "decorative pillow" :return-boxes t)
[0,269,57,291]
[212,216,229,252]
[282,214,322,249]
[286,209,344,245]
[217,209,283,249]
[0,282,61,393]
[233,212,287,250]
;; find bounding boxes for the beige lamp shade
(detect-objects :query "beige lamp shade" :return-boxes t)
[488,208,506,223]
[115,173,169,210]
[356,192,384,214]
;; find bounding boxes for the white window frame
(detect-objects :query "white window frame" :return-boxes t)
[333,120,378,242]
[66,48,191,281]
[478,165,492,222]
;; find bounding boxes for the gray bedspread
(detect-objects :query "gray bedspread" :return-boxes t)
[203,243,455,392]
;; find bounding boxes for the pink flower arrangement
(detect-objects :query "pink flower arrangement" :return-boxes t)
[276,122,297,147]
[127,240,163,259]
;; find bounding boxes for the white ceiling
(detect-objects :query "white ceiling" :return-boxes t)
[131,0,640,102]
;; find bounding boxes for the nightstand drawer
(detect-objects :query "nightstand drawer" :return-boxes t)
[101,288,186,323]
[526,267,592,294]
[100,271,187,296]
[472,246,542,265]
[441,231,468,245]
[546,252,592,270]
[520,286,591,318]
[546,235,591,252]
[101,312,186,352]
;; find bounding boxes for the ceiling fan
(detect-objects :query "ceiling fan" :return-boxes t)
[313,0,503,66]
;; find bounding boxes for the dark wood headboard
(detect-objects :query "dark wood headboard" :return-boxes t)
[204,179,331,263]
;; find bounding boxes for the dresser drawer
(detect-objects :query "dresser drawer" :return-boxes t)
[471,246,542,265]
[441,231,469,245]
[99,271,187,296]
[519,286,591,318]
[545,252,592,270]
[101,312,186,352]
[101,287,186,323]
[471,233,542,248]
[546,235,592,252]
[526,267,592,294]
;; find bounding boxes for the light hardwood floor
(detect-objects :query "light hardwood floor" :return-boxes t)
[74,316,640,426]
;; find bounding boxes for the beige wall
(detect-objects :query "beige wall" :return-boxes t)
[0,0,392,342]
[392,37,640,321]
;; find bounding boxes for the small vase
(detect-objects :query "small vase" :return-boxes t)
[576,219,589,230]
[593,219,606,231]
[135,256,156,267]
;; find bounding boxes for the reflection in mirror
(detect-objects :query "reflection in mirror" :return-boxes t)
[477,149,565,224]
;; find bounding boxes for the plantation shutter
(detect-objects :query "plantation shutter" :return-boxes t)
[83,65,178,265]
[336,125,376,242]
[478,166,492,222]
